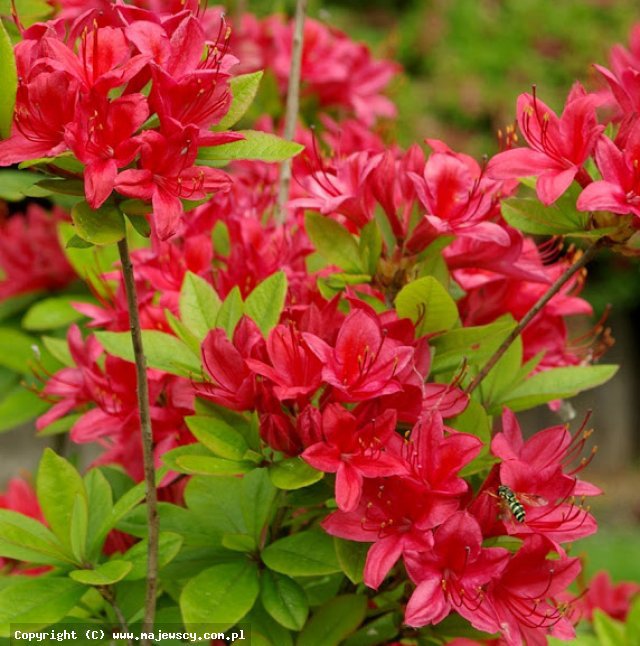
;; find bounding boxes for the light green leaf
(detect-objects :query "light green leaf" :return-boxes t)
[179,272,222,340]
[70,200,125,245]
[22,296,87,331]
[498,364,619,412]
[84,468,114,559]
[0,509,71,566]
[197,130,304,164]
[502,196,590,236]
[592,609,627,646]
[245,271,287,335]
[0,170,50,200]
[395,276,459,336]
[222,533,256,553]
[0,0,52,28]
[261,531,341,576]
[296,595,367,646]
[174,455,255,476]
[37,178,84,196]
[69,494,88,563]
[216,70,264,130]
[37,413,81,437]
[180,560,260,631]
[216,286,244,337]
[260,570,308,631]
[37,449,87,558]
[305,212,364,274]
[0,578,85,636]
[122,532,183,580]
[0,18,17,139]
[0,292,42,323]
[268,458,323,490]
[0,387,49,434]
[165,309,202,355]
[240,469,277,543]
[0,327,38,373]
[358,220,382,277]
[70,560,132,585]
[96,330,201,377]
[186,415,249,461]
[42,336,74,367]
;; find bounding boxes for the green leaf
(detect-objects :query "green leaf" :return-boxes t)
[592,609,627,646]
[69,493,88,563]
[305,212,364,274]
[42,336,74,367]
[333,538,368,585]
[37,413,81,437]
[180,560,260,631]
[0,327,38,373]
[197,130,304,164]
[216,71,264,130]
[244,271,288,335]
[70,560,133,585]
[0,578,85,636]
[0,509,71,566]
[84,468,114,559]
[240,469,277,543]
[37,178,85,196]
[161,443,211,472]
[477,333,523,411]
[498,364,619,412]
[71,200,125,245]
[0,18,17,139]
[342,612,402,646]
[0,292,42,323]
[122,532,183,580]
[260,570,308,631]
[222,533,256,553]
[175,455,256,476]
[358,220,382,276]
[179,272,222,340]
[216,286,244,337]
[22,296,87,331]
[0,387,49,434]
[186,415,249,461]
[430,317,516,375]
[37,449,87,558]
[125,213,151,238]
[395,276,459,336]
[96,330,201,377]
[119,198,152,216]
[0,0,52,27]
[268,458,323,490]
[165,309,201,355]
[296,595,367,646]
[0,170,50,200]
[261,531,341,576]
[501,196,590,236]
[626,595,640,645]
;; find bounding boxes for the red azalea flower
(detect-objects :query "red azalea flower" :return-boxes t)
[487,83,604,204]
[471,536,581,646]
[114,125,232,239]
[569,571,640,623]
[577,125,640,221]
[303,308,415,402]
[404,512,510,627]
[65,93,149,208]
[301,404,407,511]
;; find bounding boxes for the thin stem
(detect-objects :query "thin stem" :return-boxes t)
[117,235,158,642]
[100,586,133,646]
[275,0,307,223]
[465,240,603,395]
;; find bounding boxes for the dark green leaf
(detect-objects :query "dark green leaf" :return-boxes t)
[245,271,288,335]
[37,179,85,196]
[70,201,125,245]
[240,469,277,542]
[216,71,264,130]
[342,612,402,646]
[262,531,341,576]
[197,130,304,164]
[180,560,260,631]
[260,570,308,631]
[125,213,151,238]
[395,276,459,336]
[358,220,382,277]
[65,235,94,249]
[70,560,132,585]
[296,595,367,646]
[305,212,364,274]
[334,538,368,585]
[268,458,323,490]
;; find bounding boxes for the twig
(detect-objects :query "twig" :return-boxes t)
[465,240,603,395]
[275,0,308,223]
[100,586,133,646]
[117,235,158,643]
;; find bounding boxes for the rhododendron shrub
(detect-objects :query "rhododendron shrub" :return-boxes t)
[0,1,638,644]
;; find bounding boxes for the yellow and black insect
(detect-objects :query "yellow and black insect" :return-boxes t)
[497,485,527,523]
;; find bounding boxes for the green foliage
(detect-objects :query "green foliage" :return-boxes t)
[70,201,125,245]
[0,18,16,139]
[0,170,51,200]
[179,271,222,340]
[261,531,341,576]
[296,595,367,646]
[197,130,304,164]
[70,560,133,586]
[22,296,87,331]
[268,458,324,490]
[305,213,365,274]
[245,271,288,335]
[215,71,264,130]
[260,570,309,630]
[395,276,459,336]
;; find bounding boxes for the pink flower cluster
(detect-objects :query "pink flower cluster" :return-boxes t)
[0,3,240,239]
